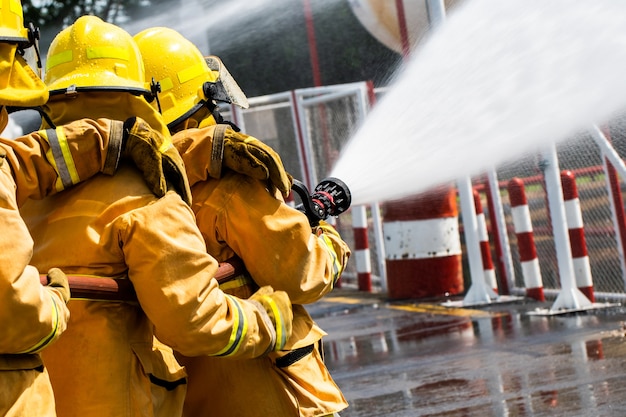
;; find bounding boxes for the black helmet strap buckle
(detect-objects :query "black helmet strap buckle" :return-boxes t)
[149,78,162,113]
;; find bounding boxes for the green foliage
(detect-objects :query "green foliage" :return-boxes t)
[21,0,172,28]
[23,0,121,27]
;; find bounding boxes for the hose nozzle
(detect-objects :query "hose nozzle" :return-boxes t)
[292,177,351,226]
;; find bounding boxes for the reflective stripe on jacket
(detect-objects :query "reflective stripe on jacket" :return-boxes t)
[0,117,124,205]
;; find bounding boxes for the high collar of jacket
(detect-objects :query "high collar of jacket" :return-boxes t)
[42,92,169,138]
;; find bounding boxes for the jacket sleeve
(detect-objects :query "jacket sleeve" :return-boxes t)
[0,159,69,354]
[171,126,216,187]
[0,118,124,206]
[194,173,351,305]
[119,191,278,358]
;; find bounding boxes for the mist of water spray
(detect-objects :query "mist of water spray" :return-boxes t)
[331,0,626,207]
[122,0,302,50]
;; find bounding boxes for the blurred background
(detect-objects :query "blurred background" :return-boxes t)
[21,0,407,96]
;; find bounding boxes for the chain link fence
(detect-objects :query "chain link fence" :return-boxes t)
[225,85,626,300]
[475,118,626,300]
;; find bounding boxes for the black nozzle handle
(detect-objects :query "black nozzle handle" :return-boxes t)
[291,177,352,226]
[292,179,325,226]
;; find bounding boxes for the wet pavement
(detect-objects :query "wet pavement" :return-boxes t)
[308,289,626,417]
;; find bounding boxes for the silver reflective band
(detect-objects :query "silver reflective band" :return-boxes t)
[46,128,73,189]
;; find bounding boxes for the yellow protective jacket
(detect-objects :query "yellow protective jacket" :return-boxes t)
[0,110,138,417]
[173,126,351,417]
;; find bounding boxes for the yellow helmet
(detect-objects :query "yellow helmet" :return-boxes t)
[45,15,148,97]
[0,0,29,44]
[133,27,217,127]
[134,27,248,128]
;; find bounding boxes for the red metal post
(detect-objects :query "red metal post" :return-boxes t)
[473,189,498,294]
[353,206,372,292]
[508,178,545,301]
[560,170,594,302]
[303,0,322,87]
[394,0,411,59]
[602,126,626,285]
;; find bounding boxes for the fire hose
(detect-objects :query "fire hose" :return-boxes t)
[39,177,351,301]
[40,256,246,301]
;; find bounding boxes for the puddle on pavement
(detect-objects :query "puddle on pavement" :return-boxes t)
[315,301,626,416]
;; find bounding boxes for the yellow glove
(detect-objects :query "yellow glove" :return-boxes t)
[313,220,352,285]
[122,117,166,197]
[313,219,342,239]
[45,268,70,304]
[122,118,192,205]
[249,286,293,352]
[210,125,293,197]
[161,141,192,206]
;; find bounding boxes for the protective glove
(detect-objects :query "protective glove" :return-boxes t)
[161,139,192,206]
[122,117,167,197]
[45,268,71,304]
[122,117,192,205]
[211,125,293,198]
[313,219,342,239]
[313,220,352,286]
[249,286,293,352]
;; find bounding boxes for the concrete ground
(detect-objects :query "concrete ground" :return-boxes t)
[308,288,626,417]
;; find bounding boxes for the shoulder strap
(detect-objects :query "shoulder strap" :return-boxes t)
[208,124,229,179]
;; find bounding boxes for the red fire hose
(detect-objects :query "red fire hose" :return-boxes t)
[39,257,245,302]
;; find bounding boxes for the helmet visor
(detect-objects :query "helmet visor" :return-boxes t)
[204,56,249,109]
[20,42,41,77]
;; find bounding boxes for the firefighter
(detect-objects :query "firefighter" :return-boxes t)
[135,27,351,417]
[0,3,194,416]
[19,16,294,417]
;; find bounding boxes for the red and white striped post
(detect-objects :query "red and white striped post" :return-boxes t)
[352,205,372,292]
[560,170,594,302]
[473,189,498,294]
[508,178,545,301]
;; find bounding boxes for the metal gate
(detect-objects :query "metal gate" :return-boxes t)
[223,82,387,290]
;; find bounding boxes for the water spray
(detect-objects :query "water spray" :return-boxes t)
[291,177,352,226]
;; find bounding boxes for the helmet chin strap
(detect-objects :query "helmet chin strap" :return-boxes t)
[17,23,43,77]
[206,101,241,132]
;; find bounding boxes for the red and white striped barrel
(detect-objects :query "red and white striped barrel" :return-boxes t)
[473,189,498,294]
[352,205,372,292]
[561,170,594,302]
[382,185,463,300]
[508,178,545,301]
